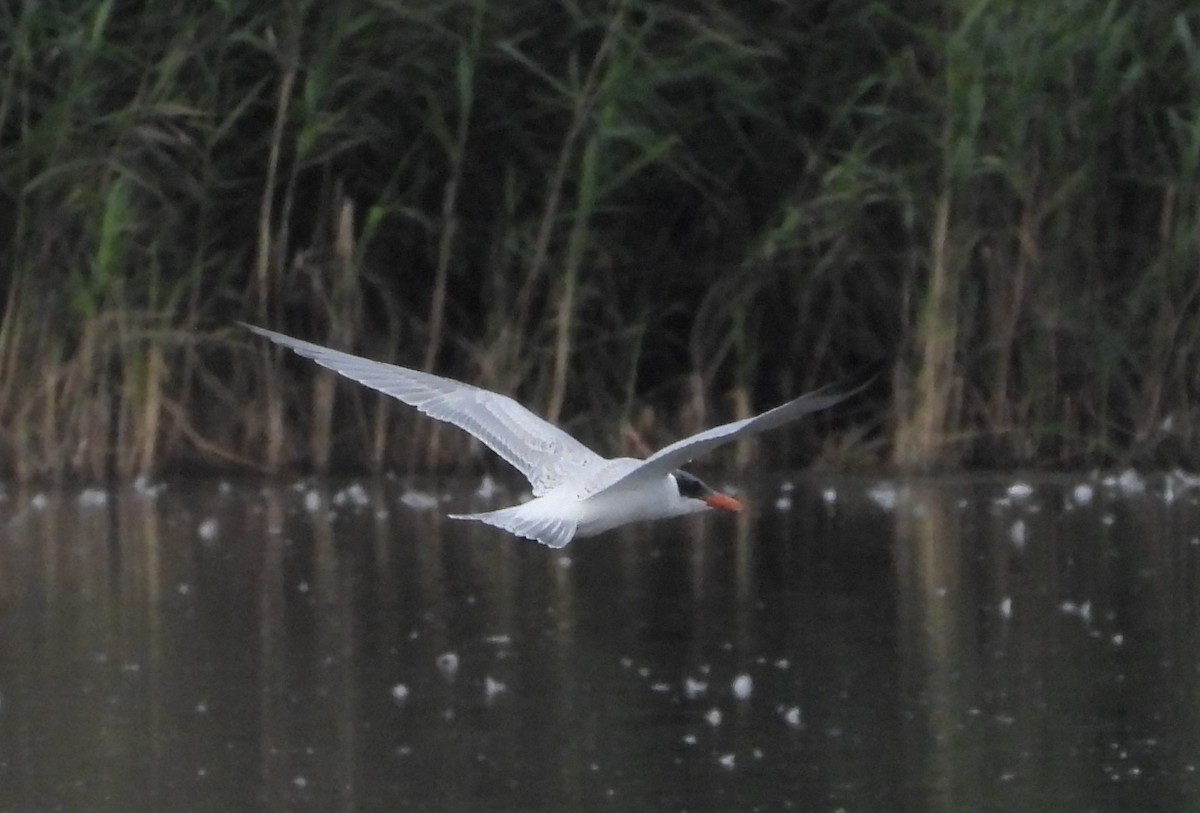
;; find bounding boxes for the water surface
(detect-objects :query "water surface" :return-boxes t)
[1,472,1199,812]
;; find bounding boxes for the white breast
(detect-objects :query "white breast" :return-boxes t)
[573,471,703,538]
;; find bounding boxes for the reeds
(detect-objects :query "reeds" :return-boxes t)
[1,0,1199,480]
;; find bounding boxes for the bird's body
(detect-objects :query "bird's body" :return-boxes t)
[245,324,857,548]
[462,462,712,548]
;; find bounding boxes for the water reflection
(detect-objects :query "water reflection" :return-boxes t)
[1,473,1199,811]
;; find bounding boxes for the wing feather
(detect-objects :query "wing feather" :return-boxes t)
[580,382,865,500]
[245,324,605,494]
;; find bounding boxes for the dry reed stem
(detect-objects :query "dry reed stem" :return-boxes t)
[895,191,960,470]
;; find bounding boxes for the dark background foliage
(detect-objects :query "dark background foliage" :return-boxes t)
[1,0,1198,480]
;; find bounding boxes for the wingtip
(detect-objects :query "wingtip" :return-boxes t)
[240,322,275,339]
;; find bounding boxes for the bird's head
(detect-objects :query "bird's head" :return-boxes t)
[671,470,744,514]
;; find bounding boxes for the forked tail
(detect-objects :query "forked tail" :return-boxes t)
[448,505,578,549]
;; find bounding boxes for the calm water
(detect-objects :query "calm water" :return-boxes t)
[2,472,1199,812]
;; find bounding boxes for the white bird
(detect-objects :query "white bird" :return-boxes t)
[245,324,859,548]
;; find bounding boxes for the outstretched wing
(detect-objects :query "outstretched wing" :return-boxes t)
[245,324,606,494]
[581,381,865,500]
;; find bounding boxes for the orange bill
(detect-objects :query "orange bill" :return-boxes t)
[705,493,744,512]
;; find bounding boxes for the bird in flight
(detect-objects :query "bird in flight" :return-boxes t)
[246,324,859,548]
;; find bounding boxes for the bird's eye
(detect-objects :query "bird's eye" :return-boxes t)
[674,471,706,499]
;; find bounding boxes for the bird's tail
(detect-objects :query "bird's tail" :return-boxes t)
[448,505,578,549]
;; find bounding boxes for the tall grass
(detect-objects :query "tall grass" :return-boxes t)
[0,0,1198,479]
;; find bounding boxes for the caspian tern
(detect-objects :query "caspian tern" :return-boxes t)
[246,324,858,548]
